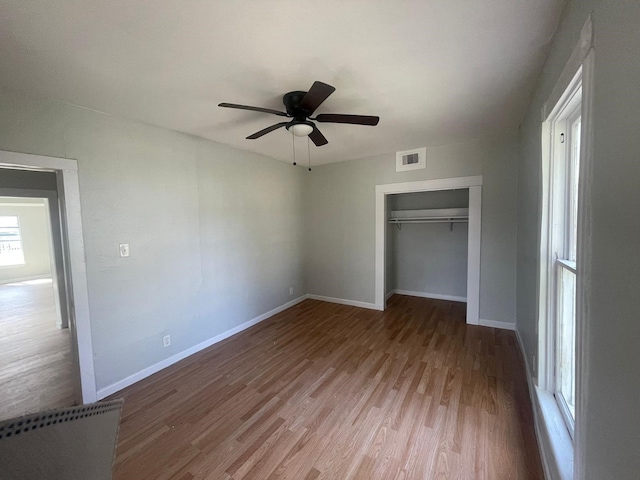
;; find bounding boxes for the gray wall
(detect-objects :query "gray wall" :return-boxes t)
[517,1,640,478]
[0,198,52,283]
[0,90,305,391]
[387,190,468,299]
[306,135,518,325]
[0,169,57,190]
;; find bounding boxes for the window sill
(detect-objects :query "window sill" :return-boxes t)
[534,386,574,480]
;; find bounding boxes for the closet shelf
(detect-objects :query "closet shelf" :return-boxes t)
[388,208,469,224]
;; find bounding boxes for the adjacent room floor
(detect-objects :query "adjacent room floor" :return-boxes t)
[0,278,76,421]
[112,295,543,479]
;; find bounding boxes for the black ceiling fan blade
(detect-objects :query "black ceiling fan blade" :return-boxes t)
[309,125,328,146]
[315,114,380,126]
[218,103,288,117]
[246,122,290,139]
[300,81,336,115]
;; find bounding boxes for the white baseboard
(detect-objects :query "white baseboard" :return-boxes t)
[385,290,395,301]
[515,329,572,480]
[391,289,467,303]
[306,294,381,311]
[95,293,516,401]
[478,318,516,331]
[96,295,308,399]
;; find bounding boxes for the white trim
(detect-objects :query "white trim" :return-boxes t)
[376,176,483,195]
[0,151,78,172]
[0,150,97,403]
[391,289,467,303]
[375,176,482,325]
[61,169,96,402]
[516,330,553,479]
[478,318,516,331]
[466,185,481,325]
[516,329,573,480]
[556,259,577,275]
[574,39,595,480]
[306,294,380,311]
[542,17,594,121]
[0,202,46,207]
[97,294,308,399]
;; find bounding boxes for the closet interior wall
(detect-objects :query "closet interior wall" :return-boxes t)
[386,189,469,301]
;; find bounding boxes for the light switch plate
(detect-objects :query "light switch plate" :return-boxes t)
[119,243,130,257]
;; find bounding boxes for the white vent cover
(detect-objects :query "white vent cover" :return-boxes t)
[396,147,426,172]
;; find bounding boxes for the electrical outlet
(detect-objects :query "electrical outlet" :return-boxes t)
[289,287,294,295]
[119,243,130,257]
[163,335,171,347]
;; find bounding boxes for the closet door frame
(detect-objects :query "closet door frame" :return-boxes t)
[375,175,482,324]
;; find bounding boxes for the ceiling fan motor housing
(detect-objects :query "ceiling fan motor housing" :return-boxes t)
[282,91,309,116]
[283,91,316,136]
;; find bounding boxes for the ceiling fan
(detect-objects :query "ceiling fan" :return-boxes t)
[218,81,380,146]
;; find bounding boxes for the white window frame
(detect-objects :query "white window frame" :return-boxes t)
[540,67,582,438]
[0,214,26,267]
[554,100,581,436]
[536,16,594,480]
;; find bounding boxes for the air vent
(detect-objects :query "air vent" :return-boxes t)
[403,153,419,165]
[396,147,426,172]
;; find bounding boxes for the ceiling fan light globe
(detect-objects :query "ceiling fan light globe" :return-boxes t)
[290,123,314,137]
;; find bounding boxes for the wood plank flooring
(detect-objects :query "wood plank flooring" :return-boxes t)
[111,295,543,479]
[0,279,76,421]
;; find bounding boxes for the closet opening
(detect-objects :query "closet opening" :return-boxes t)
[375,176,482,324]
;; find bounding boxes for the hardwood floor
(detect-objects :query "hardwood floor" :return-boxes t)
[0,279,76,421]
[111,295,543,479]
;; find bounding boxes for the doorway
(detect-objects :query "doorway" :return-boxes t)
[0,190,78,419]
[375,176,482,324]
[0,151,96,415]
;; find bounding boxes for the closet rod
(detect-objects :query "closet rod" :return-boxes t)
[388,218,468,224]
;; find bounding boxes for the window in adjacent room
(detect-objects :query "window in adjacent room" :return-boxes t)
[0,215,25,267]
[540,69,582,438]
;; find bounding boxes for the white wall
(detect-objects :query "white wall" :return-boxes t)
[517,1,640,478]
[0,198,52,283]
[0,89,306,392]
[388,190,468,299]
[306,134,518,325]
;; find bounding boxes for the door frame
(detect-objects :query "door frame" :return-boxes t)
[375,175,482,324]
[0,150,97,403]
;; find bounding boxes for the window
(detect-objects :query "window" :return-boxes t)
[0,215,25,267]
[540,70,582,438]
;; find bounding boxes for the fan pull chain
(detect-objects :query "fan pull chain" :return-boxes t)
[307,136,311,171]
[292,133,296,166]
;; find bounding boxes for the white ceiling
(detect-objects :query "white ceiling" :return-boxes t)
[0,0,564,165]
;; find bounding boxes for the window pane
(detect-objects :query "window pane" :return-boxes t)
[0,215,25,267]
[569,116,581,262]
[557,265,576,419]
[0,216,19,228]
